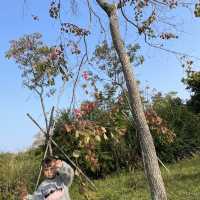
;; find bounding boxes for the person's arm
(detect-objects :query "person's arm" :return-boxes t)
[25,186,43,200]
[57,161,74,187]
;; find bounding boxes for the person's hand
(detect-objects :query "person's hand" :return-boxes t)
[51,159,63,171]
[19,191,28,200]
[22,195,28,200]
[18,184,28,200]
[55,159,63,169]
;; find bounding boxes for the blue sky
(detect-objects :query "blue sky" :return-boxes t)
[0,0,200,152]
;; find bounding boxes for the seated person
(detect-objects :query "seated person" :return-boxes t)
[21,157,74,200]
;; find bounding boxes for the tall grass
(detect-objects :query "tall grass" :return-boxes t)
[0,151,41,199]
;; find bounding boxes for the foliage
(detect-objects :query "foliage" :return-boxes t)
[145,108,176,144]
[152,92,200,162]
[6,33,69,96]
[182,66,200,113]
[45,90,200,177]
[46,90,177,177]
[92,41,144,79]
[194,3,200,17]
[51,101,132,177]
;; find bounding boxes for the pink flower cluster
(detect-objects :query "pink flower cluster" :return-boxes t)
[48,47,62,60]
[73,102,96,118]
[74,109,82,118]
[82,71,89,80]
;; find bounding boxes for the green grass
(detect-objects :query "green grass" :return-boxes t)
[1,152,200,199]
[70,154,200,200]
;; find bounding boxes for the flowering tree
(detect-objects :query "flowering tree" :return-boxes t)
[6,33,69,94]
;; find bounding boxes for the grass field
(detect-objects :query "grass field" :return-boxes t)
[70,154,200,200]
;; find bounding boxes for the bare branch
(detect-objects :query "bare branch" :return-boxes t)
[69,53,87,112]
[86,0,107,38]
[34,144,49,191]
[38,89,48,130]
[119,0,138,29]
[143,33,200,61]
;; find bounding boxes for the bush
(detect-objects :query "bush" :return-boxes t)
[152,94,200,162]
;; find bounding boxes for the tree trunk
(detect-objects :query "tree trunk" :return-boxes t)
[96,1,167,199]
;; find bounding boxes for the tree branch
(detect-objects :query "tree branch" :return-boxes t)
[96,0,116,16]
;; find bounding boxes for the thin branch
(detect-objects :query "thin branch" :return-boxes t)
[39,91,48,131]
[46,107,55,137]
[86,0,107,38]
[45,107,55,156]
[69,53,87,112]
[56,81,67,109]
[119,0,138,29]
[157,157,170,174]
[143,33,200,61]
[119,7,200,61]
[27,113,46,135]
[34,144,49,191]
[83,36,89,62]
[86,0,92,28]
